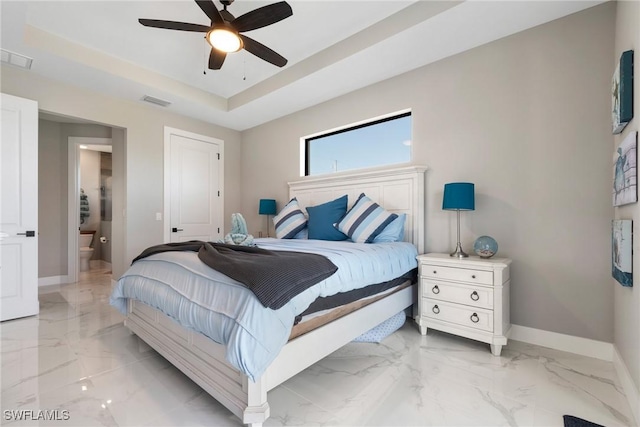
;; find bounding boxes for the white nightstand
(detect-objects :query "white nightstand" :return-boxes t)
[416,253,511,356]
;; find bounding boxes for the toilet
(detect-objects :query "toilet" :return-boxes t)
[79,231,95,271]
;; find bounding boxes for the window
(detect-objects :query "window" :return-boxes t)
[303,111,412,176]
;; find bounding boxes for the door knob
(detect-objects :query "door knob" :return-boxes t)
[171,228,184,233]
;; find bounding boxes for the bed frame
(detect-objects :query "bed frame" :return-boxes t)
[124,165,427,426]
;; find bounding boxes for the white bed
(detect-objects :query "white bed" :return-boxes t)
[122,165,427,426]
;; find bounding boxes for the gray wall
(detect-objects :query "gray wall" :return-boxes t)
[241,3,616,342]
[4,69,243,279]
[613,0,640,409]
[37,119,65,277]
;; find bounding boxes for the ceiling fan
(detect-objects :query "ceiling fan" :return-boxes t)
[139,0,293,70]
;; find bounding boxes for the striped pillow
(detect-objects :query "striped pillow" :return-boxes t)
[273,198,307,239]
[336,193,398,243]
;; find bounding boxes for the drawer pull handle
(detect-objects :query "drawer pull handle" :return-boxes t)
[432,305,440,314]
[470,313,480,323]
[471,274,476,279]
[470,291,479,301]
[432,285,440,294]
[433,270,437,274]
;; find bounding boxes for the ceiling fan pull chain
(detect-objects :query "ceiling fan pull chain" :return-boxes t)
[243,58,246,81]
[203,37,208,75]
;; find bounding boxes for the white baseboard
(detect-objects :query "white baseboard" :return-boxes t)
[613,345,640,426]
[38,275,70,287]
[510,324,613,361]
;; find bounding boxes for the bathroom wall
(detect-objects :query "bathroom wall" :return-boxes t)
[79,149,101,261]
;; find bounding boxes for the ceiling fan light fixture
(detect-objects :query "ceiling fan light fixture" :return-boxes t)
[207,28,242,53]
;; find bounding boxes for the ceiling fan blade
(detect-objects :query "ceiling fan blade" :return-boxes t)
[220,9,235,22]
[232,1,292,32]
[239,35,287,67]
[139,19,210,32]
[208,48,227,70]
[195,0,224,26]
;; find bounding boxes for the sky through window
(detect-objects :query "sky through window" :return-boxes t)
[306,113,411,176]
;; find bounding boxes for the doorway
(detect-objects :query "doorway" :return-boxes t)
[68,137,113,279]
[163,126,224,243]
[37,112,124,287]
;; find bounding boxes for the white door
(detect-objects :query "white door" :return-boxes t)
[164,127,223,243]
[1,93,39,321]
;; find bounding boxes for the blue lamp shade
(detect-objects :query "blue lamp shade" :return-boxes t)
[259,199,277,215]
[442,183,475,211]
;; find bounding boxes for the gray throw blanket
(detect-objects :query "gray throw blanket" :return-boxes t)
[131,241,338,310]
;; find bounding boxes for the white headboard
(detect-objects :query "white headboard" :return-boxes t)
[288,165,427,253]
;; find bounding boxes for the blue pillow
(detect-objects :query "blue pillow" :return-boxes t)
[336,193,398,243]
[273,198,307,239]
[373,213,406,243]
[306,195,348,241]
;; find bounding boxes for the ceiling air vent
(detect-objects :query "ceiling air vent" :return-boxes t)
[1,49,33,70]
[141,95,171,107]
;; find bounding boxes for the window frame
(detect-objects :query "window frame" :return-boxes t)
[301,110,412,177]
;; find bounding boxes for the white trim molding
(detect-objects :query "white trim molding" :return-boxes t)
[38,275,70,287]
[510,324,613,361]
[613,345,640,425]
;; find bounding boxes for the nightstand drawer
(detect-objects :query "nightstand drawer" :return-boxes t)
[423,299,493,332]
[422,265,492,285]
[424,281,493,310]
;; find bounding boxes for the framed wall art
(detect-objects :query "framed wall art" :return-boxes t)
[613,131,638,207]
[612,50,634,134]
[612,219,633,287]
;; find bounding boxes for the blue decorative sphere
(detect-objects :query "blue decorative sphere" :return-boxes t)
[474,236,498,258]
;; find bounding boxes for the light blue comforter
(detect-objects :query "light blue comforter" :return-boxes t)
[110,238,417,381]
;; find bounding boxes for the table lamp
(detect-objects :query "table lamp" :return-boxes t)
[259,199,277,237]
[442,182,475,258]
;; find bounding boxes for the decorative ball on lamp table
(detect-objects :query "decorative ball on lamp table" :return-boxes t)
[473,235,498,258]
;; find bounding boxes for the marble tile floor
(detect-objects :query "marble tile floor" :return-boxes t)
[1,266,635,427]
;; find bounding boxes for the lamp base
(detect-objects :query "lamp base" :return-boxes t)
[265,215,271,238]
[449,242,469,258]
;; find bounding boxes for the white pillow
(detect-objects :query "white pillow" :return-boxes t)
[273,198,307,239]
[335,193,398,243]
